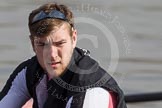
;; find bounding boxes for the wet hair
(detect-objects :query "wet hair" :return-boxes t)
[28,2,74,38]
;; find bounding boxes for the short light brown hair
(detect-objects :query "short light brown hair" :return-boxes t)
[28,2,74,38]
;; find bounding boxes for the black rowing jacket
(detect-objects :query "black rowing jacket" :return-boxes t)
[0,47,127,108]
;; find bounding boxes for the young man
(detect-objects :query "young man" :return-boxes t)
[0,2,127,108]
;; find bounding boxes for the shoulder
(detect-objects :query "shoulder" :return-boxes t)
[13,56,37,73]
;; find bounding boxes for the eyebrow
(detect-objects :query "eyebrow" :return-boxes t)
[36,39,66,44]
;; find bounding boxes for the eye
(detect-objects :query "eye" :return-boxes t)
[37,43,45,46]
[55,41,66,46]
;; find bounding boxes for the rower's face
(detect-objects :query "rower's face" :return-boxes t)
[32,23,77,78]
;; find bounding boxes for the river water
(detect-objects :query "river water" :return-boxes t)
[0,0,162,107]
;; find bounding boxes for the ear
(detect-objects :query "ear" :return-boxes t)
[29,35,36,52]
[72,29,77,48]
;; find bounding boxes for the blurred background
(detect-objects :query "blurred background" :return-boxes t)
[0,0,162,107]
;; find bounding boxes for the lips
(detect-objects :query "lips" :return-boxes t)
[48,62,61,68]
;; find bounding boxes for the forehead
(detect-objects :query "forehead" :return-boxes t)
[34,23,71,42]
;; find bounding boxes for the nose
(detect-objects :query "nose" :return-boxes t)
[47,45,58,59]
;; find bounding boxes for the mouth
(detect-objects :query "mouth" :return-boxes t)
[48,62,61,68]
